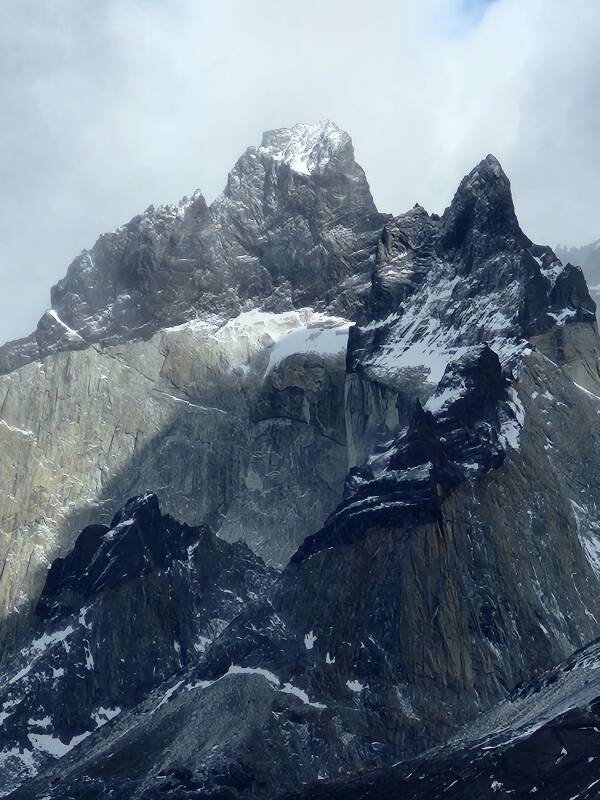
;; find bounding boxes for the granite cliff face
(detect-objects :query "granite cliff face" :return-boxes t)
[1,123,600,799]
[0,306,351,657]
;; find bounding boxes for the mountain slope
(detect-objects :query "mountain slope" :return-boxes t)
[0,494,274,795]
[557,238,600,286]
[281,638,600,800]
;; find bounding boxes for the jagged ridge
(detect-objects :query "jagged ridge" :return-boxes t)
[0,121,387,375]
[0,493,274,794]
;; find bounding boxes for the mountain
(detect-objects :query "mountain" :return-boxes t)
[557,239,600,320]
[1,121,600,798]
[0,493,274,795]
[0,120,385,376]
[557,239,600,285]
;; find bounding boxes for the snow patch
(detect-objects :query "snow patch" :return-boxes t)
[30,626,74,656]
[166,308,351,378]
[346,680,365,693]
[499,389,525,451]
[28,717,51,729]
[548,308,577,325]
[78,606,92,630]
[151,680,184,714]
[0,419,34,439]
[259,120,348,176]
[91,707,121,728]
[266,323,350,375]
[47,309,83,341]
[570,499,600,577]
[193,636,212,653]
[223,665,326,708]
[226,664,280,684]
[27,730,91,758]
[425,380,466,414]
[572,381,600,401]
[280,683,326,709]
[8,663,33,686]
[83,641,94,670]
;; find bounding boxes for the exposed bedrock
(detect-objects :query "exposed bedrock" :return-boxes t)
[0,308,352,658]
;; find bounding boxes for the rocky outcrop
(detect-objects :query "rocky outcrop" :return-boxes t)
[557,237,600,324]
[345,154,598,480]
[557,238,600,285]
[8,342,600,798]
[179,330,600,787]
[7,195,600,799]
[0,122,386,659]
[0,493,274,795]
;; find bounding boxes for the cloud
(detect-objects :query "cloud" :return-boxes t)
[0,0,598,343]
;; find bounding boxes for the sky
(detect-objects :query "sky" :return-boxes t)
[0,0,599,344]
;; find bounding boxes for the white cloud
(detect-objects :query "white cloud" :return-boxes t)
[0,0,598,343]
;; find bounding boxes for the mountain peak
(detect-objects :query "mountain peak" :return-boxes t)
[441,152,521,251]
[258,120,351,175]
[482,152,504,173]
[456,153,511,199]
[36,493,204,622]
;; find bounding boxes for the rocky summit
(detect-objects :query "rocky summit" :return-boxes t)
[1,121,600,799]
[558,238,600,322]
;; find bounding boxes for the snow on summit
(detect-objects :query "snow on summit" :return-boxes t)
[258,120,349,175]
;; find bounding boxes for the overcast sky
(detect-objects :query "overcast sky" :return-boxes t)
[1,0,599,344]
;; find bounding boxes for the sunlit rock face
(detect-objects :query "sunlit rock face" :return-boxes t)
[1,124,600,800]
[0,305,353,658]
